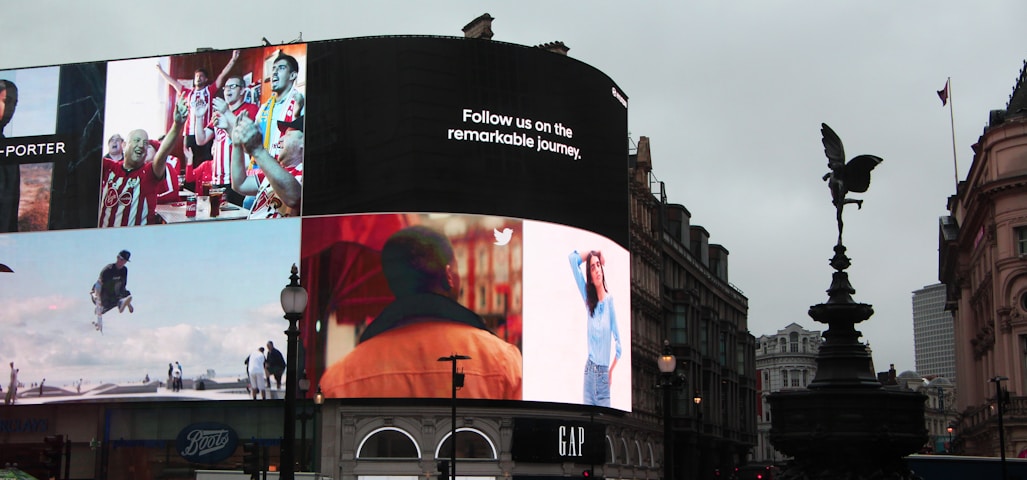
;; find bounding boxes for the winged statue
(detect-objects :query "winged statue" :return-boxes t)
[821,123,882,246]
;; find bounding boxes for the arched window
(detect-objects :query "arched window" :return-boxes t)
[789,332,799,352]
[620,439,631,465]
[357,427,420,459]
[648,443,656,468]
[634,440,643,467]
[436,428,497,460]
[606,436,616,464]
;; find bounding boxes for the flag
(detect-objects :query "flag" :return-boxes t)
[937,80,949,106]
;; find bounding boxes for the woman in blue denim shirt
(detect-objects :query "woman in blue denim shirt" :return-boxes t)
[569,249,622,407]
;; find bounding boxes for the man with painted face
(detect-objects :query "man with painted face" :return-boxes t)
[156,50,238,166]
[0,79,19,233]
[255,53,304,160]
[98,96,188,227]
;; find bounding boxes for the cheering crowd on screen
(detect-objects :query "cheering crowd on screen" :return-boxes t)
[101,49,305,227]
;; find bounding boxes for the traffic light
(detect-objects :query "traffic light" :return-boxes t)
[582,469,592,479]
[437,460,450,480]
[42,435,63,476]
[242,441,261,479]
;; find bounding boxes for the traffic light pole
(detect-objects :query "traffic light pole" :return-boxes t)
[243,441,261,480]
[438,355,470,480]
[451,359,457,480]
[43,434,64,480]
[63,436,71,480]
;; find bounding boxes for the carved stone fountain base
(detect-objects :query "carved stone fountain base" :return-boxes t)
[769,251,927,480]
[769,387,927,480]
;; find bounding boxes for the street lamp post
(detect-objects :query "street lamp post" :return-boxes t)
[657,341,682,480]
[992,376,1009,480]
[693,392,703,425]
[313,386,324,473]
[297,375,311,472]
[438,354,470,480]
[280,264,308,480]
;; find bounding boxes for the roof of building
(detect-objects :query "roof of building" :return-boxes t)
[897,370,922,381]
[1007,60,1027,117]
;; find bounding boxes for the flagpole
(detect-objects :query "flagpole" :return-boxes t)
[947,77,959,190]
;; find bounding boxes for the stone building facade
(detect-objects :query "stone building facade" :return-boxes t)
[754,323,821,463]
[939,60,1027,457]
[630,136,757,479]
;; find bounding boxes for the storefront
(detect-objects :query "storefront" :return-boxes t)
[318,401,660,480]
[3,400,659,480]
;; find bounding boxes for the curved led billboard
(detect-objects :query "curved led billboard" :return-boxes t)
[303,37,629,247]
[301,213,630,410]
[0,36,630,410]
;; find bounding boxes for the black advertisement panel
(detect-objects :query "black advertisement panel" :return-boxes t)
[303,37,629,248]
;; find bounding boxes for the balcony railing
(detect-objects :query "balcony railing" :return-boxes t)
[963,395,1027,432]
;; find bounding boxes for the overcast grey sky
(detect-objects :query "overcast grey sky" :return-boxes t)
[3,1,1024,376]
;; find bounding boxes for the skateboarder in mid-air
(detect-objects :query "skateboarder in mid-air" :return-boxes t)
[91,250,134,332]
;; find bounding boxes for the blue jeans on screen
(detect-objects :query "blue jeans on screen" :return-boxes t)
[584,359,610,407]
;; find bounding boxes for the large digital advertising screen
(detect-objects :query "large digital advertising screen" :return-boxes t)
[0,63,105,233]
[101,44,307,227]
[0,219,301,402]
[303,37,630,247]
[301,213,630,410]
[0,36,630,410]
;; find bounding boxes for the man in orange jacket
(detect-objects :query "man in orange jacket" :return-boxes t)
[320,225,522,400]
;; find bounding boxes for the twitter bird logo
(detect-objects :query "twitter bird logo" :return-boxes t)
[494,227,513,246]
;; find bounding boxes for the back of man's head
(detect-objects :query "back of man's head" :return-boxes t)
[381,226,454,297]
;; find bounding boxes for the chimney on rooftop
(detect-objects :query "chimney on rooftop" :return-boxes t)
[536,41,570,56]
[463,13,495,40]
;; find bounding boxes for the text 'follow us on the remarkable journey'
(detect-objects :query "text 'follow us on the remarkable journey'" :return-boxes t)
[447,108,582,160]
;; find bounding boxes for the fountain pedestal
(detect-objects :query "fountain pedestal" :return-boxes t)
[768,246,926,480]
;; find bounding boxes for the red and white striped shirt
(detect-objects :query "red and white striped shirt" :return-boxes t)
[184,83,219,136]
[209,102,258,184]
[98,159,163,227]
[156,156,181,204]
[248,163,303,219]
